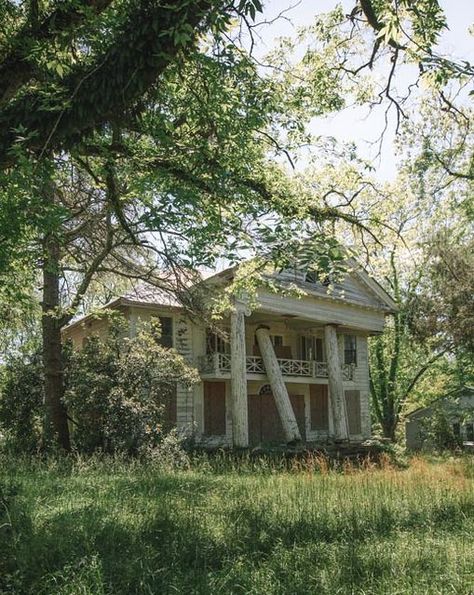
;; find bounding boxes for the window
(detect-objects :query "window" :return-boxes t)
[206,329,230,354]
[310,385,329,431]
[151,316,173,348]
[254,334,291,358]
[452,422,461,437]
[259,384,272,396]
[204,381,226,436]
[301,336,324,361]
[305,270,330,286]
[271,335,283,348]
[344,335,357,365]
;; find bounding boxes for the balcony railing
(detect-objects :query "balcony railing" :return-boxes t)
[197,352,355,380]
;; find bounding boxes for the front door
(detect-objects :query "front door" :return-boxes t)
[248,393,306,445]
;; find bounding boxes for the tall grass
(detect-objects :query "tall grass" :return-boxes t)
[1,454,473,594]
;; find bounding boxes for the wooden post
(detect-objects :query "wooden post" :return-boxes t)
[324,324,349,441]
[230,301,249,447]
[255,326,301,443]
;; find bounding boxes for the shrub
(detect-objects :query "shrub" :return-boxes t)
[420,405,463,452]
[0,351,43,453]
[64,318,199,455]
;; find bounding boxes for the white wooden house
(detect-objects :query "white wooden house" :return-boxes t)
[63,262,397,448]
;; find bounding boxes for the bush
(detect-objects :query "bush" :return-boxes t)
[0,352,43,453]
[0,317,199,457]
[64,318,199,455]
[420,405,463,452]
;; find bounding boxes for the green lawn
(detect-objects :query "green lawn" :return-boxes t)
[1,454,474,594]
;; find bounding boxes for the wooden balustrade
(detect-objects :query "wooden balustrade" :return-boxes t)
[197,353,354,380]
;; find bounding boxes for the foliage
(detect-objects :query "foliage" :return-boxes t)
[0,351,43,453]
[419,404,464,453]
[410,229,474,354]
[0,317,198,456]
[1,455,474,594]
[63,318,199,455]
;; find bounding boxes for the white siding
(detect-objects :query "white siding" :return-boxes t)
[256,289,387,333]
[175,315,194,428]
[276,269,387,309]
[353,335,371,439]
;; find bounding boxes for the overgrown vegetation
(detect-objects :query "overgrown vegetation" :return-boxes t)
[0,317,197,455]
[1,455,473,594]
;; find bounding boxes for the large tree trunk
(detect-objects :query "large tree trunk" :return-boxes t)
[42,231,70,451]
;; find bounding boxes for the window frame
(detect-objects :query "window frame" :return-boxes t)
[151,315,174,348]
[344,334,357,366]
[206,328,230,355]
[301,336,325,362]
[304,270,331,287]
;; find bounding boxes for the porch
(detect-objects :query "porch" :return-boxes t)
[198,303,362,448]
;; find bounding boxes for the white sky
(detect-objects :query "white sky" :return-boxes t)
[250,0,474,180]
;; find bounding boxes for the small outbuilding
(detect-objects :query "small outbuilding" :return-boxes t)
[405,387,474,450]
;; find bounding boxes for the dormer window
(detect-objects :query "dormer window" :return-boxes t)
[305,270,330,287]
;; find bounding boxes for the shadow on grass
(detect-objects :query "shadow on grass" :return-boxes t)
[1,472,473,595]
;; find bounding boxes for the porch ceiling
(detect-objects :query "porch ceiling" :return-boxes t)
[244,311,369,334]
[246,312,325,331]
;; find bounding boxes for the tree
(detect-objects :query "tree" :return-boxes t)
[64,317,199,455]
[0,2,389,450]
[1,0,469,451]
[369,252,449,441]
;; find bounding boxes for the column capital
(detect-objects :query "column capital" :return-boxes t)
[233,298,251,317]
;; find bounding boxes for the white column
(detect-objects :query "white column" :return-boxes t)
[230,301,248,447]
[324,324,349,441]
[255,326,301,443]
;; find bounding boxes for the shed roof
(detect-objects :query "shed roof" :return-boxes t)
[406,387,474,419]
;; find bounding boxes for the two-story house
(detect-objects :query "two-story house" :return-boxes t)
[63,262,397,448]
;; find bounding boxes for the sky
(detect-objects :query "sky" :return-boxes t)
[246,0,474,180]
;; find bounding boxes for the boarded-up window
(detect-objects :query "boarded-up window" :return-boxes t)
[345,390,361,435]
[310,384,329,431]
[204,381,226,436]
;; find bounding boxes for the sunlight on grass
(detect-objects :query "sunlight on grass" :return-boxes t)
[1,454,473,594]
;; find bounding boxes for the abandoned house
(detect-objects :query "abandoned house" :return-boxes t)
[405,387,474,450]
[63,262,397,448]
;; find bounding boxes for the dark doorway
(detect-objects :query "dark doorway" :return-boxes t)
[248,391,306,445]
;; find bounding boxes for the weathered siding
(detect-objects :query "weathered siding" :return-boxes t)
[256,289,387,333]
[352,335,371,439]
[129,306,197,434]
[276,269,387,309]
[175,315,194,429]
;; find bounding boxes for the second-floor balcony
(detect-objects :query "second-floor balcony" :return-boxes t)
[197,352,355,381]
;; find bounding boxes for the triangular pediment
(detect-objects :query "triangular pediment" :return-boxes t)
[275,262,396,312]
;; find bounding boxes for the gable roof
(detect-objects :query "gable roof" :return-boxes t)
[203,259,397,313]
[406,387,474,419]
[64,256,396,335]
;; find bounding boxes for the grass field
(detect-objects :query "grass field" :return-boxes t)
[1,453,474,595]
